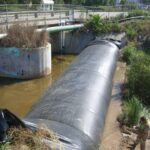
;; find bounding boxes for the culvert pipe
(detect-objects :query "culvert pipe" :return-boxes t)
[26,39,119,150]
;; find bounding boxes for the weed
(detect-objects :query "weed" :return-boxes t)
[122,45,136,64]
[117,97,149,127]
[0,24,49,48]
[121,20,150,42]
[85,15,121,35]
[126,52,150,105]
[0,125,62,150]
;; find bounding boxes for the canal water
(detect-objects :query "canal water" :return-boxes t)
[0,55,76,117]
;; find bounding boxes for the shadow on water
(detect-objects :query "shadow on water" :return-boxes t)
[0,54,76,117]
[0,77,23,85]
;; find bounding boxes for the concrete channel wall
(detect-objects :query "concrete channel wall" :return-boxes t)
[50,30,126,54]
[0,43,51,79]
[26,39,119,150]
[51,30,95,54]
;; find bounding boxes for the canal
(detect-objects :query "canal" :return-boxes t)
[0,54,76,117]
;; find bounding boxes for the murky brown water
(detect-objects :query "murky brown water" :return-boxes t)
[0,55,76,117]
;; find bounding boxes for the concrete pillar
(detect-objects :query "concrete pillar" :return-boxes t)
[0,43,51,79]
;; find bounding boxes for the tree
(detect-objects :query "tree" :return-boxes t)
[0,0,18,4]
[85,0,103,6]
[120,0,127,5]
[63,0,71,4]
[141,0,149,4]
[55,0,64,4]
[109,0,115,5]
[72,0,85,5]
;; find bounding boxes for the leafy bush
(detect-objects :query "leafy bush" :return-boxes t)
[126,28,137,41]
[0,0,18,4]
[126,53,150,105]
[85,15,103,35]
[111,21,121,33]
[0,24,49,48]
[122,45,136,64]
[85,15,121,35]
[117,97,149,127]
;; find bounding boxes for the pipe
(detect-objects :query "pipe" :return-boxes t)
[119,16,150,23]
[26,39,119,150]
[36,24,84,33]
[0,24,84,39]
[0,33,7,39]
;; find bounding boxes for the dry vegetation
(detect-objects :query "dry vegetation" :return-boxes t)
[0,125,62,150]
[0,24,49,48]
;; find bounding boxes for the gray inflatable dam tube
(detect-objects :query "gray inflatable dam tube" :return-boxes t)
[26,40,119,150]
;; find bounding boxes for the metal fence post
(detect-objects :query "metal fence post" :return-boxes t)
[27,3,29,26]
[5,3,8,31]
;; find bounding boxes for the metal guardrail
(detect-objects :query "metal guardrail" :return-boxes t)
[0,14,81,29]
[0,4,149,12]
[0,4,149,30]
[0,4,94,31]
[0,4,88,30]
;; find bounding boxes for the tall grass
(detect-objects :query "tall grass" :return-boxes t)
[117,97,149,127]
[126,52,150,105]
[0,125,62,150]
[0,24,49,48]
[122,45,136,64]
[121,20,150,42]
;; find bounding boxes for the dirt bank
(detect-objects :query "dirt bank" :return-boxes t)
[100,61,126,150]
[100,61,150,150]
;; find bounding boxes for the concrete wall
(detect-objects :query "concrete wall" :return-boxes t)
[50,30,95,54]
[50,30,127,54]
[0,43,51,79]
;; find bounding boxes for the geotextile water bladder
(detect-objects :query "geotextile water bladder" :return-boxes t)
[26,39,119,150]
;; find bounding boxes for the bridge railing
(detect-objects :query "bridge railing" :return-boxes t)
[1,4,149,13]
[0,4,86,29]
[0,4,149,31]
[0,4,89,31]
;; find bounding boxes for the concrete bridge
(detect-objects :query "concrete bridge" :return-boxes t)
[0,4,128,30]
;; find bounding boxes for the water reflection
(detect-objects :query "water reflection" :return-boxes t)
[0,55,76,117]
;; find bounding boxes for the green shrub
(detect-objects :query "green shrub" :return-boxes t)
[85,15,121,35]
[111,21,121,33]
[85,15,103,35]
[122,45,136,64]
[117,97,148,127]
[126,28,137,41]
[126,53,150,105]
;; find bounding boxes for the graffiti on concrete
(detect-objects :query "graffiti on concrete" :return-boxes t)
[0,47,21,57]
